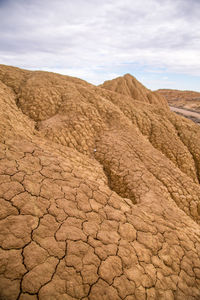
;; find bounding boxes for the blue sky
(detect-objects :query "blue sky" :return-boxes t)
[0,0,200,91]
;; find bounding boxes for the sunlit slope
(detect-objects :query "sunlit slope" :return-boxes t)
[100,73,168,108]
[0,65,200,300]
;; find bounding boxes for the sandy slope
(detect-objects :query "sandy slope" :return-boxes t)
[1,65,200,299]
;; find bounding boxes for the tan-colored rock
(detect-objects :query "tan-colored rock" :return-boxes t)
[0,64,200,299]
[100,73,168,108]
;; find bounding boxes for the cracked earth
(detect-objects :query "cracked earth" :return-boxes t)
[0,65,200,299]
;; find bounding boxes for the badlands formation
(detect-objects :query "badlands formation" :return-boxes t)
[157,89,200,113]
[1,66,200,300]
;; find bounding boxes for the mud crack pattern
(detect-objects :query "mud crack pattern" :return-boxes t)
[0,65,200,300]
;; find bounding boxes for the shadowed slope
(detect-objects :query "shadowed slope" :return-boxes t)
[0,65,200,300]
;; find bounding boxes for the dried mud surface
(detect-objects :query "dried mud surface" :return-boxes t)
[1,65,200,300]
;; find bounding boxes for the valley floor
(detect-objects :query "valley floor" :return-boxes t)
[170,106,200,124]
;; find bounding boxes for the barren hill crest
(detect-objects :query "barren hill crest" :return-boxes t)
[0,64,200,300]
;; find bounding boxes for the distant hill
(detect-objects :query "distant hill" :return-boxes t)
[157,88,200,112]
[1,64,200,299]
[100,73,168,108]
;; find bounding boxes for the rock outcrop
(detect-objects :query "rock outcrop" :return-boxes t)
[1,65,200,300]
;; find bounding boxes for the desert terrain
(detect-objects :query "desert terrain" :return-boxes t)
[157,89,200,124]
[169,107,200,125]
[157,89,200,112]
[1,66,200,300]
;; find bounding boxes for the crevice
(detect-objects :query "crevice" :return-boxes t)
[101,164,137,205]
[34,123,40,131]
[169,118,200,184]
[15,97,20,107]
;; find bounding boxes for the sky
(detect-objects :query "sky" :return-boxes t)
[0,0,200,91]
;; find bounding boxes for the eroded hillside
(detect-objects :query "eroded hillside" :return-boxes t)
[1,65,200,300]
[157,89,200,112]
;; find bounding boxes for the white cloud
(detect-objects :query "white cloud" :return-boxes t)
[0,0,200,87]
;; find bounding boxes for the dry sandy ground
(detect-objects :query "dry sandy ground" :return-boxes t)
[170,106,200,124]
